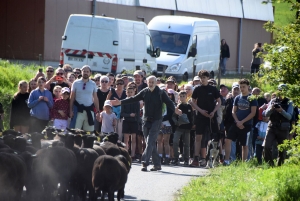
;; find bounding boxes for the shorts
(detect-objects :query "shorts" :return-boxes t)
[122,120,138,134]
[53,119,68,130]
[195,117,219,135]
[159,125,172,135]
[226,124,252,146]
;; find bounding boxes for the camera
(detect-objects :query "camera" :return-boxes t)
[273,103,281,108]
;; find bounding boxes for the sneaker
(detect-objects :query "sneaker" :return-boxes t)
[171,158,179,166]
[150,166,162,171]
[160,157,164,165]
[141,162,147,171]
[164,158,170,165]
[223,160,230,166]
[189,159,199,167]
[199,159,207,167]
[183,161,189,167]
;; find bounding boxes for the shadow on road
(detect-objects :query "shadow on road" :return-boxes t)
[125,195,152,201]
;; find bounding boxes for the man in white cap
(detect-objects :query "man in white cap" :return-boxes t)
[70,65,100,131]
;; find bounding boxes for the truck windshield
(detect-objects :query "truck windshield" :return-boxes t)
[150,30,190,54]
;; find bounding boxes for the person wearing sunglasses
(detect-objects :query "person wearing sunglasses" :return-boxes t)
[107,78,127,141]
[95,76,110,131]
[45,66,54,81]
[73,68,82,79]
[45,68,72,94]
[70,65,100,132]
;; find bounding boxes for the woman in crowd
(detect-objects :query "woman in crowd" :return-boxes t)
[107,78,126,140]
[10,80,31,133]
[28,78,37,93]
[220,39,230,76]
[95,76,110,132]
[28,77,54,132]
[67,72,76,84]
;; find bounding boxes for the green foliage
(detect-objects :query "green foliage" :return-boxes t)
[259,0,300,170]
[0,60,41,129]
[179,162,300,201]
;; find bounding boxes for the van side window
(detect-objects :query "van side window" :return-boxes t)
[146,35,154,56]
[188,35,197,57]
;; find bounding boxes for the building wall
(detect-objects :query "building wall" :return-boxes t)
[44,1,271,72]
[0,0,45,60]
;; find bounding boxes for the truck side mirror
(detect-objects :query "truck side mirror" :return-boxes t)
[155,47,160,58]
[188,47,197,58]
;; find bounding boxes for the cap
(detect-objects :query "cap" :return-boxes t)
[61,87,70,94]
[278,84,287,91]
[121,74,128,78]
[208,79,217,86]
[220,84,227,89]
[166,78,175,83]
[167,89,175,94]
[104,100,112,107]
[133,70,143,76]
[81,65,91,71]
[193,76,200,81]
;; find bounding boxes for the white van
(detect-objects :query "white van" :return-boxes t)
[60,14,160,74]
[148,15,220,81]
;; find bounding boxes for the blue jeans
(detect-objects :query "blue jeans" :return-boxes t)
[230,141,236,161]
[142,119,162,167]
[220,57,228,74]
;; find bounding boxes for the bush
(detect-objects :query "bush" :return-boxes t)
[0,60,41,129]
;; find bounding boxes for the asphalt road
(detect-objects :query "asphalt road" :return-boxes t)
[123,163,209,201]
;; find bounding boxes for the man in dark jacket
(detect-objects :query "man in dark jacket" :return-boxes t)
[112,76,181,171]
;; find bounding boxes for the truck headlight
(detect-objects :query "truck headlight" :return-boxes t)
[167,63,182,72]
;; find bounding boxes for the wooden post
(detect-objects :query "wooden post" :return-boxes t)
[39,54,42,66]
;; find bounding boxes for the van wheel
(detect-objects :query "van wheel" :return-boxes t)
[209,71,215,79]
[182,73,188,82]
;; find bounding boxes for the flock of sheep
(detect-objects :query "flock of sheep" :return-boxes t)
[0,127,131,201]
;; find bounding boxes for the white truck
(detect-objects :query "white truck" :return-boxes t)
[148,15,220,81]
[60,14,160,74]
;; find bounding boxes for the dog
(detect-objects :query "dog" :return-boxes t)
[205,132,221,168]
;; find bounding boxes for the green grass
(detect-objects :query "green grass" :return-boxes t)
[179,161,300,201]
[0,60,43,129]
[274,1,296,27]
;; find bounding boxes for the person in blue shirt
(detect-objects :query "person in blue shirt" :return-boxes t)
[224,79,258,165]
[28,77,54,132]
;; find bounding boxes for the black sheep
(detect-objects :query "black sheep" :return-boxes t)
[0,152,27,201]
[31,146,77,201]
[92,155,129,201]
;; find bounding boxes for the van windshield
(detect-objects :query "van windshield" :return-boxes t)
[150,30,190,54]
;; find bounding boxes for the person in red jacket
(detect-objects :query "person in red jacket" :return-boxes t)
[52,87,70,130]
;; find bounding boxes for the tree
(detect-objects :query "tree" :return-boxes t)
[259,0,300,164]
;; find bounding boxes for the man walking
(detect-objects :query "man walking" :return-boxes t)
[70,65,100,132]
[111,76,181,171]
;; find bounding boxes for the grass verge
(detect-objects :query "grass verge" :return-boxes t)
[178,161,300,201]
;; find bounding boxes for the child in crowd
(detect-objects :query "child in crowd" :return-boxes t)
[99,100,117,133]
[172,91,193,166]
[53,85,62,101]
[255,111,268,164]
[52,87,70,130]
[121,87,140,159]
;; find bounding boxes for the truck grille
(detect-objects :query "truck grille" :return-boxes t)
[157,64,168,72]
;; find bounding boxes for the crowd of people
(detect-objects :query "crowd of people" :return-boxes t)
[4,63,299,171]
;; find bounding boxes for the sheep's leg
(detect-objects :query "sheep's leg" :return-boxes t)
[100,191,105,201]
[117,188,125,201]
[108,191,114,201]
